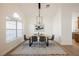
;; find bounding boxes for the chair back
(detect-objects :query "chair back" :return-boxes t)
[51,35,54,40]
[39,36,46,42]
[32,36,38,42]
[24,35,27,41]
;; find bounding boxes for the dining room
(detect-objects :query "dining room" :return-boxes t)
[0,3,73,56]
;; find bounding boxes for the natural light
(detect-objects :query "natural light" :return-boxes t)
[6,12,23,43]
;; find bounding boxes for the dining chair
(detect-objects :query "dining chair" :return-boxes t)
[24,35,28,41]
[48,35,54,41]
[39,36,49,46]
[29,36,38,47]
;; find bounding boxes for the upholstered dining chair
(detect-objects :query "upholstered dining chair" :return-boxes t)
[23,35,29,46]
[48,35,54,41]
[24,35,28,41]
[39,36,49,46]
[29,36,38,47]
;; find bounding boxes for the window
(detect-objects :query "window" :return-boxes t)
[17,21,23,37]
[6,13,23,43]
[72,18,76,32]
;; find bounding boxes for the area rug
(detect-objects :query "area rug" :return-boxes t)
[7,41,68,56]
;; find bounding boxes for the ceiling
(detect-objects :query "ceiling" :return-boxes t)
[0,3,79,20]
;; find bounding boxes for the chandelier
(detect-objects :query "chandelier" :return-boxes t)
[35,3,44,31]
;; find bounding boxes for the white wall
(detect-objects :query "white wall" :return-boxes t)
[0,4,24,55]
[61,5,72,45]
[51,8,62,43]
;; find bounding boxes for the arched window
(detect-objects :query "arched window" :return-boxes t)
[6,12,23,43]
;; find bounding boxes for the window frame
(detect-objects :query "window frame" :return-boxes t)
[6,13,23,43]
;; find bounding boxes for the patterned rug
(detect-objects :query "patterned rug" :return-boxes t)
[6,41,68,56]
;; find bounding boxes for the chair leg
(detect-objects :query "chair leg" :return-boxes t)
[46,42,49,46]
[29,43,32,47]
[29,39,32,47]
[46,39,49,46]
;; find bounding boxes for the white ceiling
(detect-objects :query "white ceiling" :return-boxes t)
[0,3,79,19]
[15,3,61,19]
